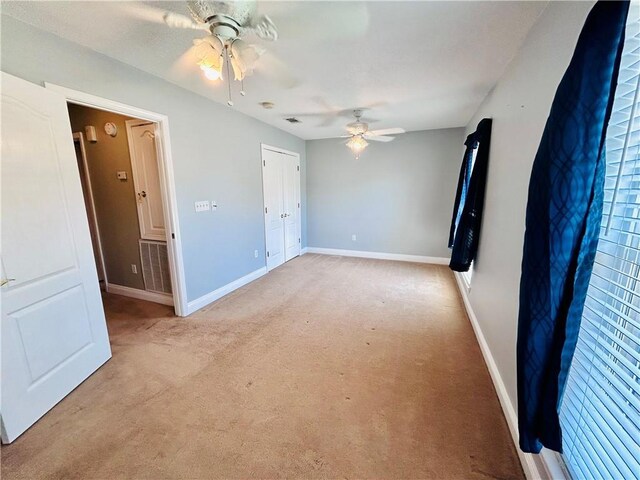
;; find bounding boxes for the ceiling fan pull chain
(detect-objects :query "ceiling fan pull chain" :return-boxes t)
[240,79,246,97]
[225,46,233,106]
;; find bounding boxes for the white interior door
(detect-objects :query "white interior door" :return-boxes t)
[262,146,301,271]
[1,73,112,443]
[283,155,301,261]
[127,121,165,242]
[262,149,285,271]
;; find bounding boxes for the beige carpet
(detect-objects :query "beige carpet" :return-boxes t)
[1,254,523,479]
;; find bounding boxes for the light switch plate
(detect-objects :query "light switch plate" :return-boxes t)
[116,171,127,180]
[195,201,210,212]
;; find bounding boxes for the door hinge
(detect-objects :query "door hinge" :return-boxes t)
[298,202,300,208]
[297,165,300,171]
[263,160,266,166]
[298,238,301,243]
[265,207,268,214]
[267,251,270,258]
[171,233,175,239]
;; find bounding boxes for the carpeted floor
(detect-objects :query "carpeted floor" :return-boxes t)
[1,254,523,479]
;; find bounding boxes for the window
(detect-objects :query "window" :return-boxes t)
[559,11,640,479]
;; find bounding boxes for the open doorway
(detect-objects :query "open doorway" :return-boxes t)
[45,83,188,316]
[69,104,175,308]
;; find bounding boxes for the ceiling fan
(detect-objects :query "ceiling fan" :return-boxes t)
[341,110,405,159]
[156,0,279,106]
[125,1,370,106]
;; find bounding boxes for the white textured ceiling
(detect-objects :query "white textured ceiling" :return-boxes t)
[2,1,547,139]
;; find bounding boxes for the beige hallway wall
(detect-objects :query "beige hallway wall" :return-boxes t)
[68,104,145,290]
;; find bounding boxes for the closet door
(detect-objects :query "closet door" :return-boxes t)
[283,155,301,261]
[262,149,285,271]
[127,121,165,242]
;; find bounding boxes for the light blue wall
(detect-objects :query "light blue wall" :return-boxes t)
[0,15,306,303]
[306,128,464,258]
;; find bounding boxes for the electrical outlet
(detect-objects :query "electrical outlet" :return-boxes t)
[352,234,357,242]
[194,200,210,212]
[254,250,259,258]
[131,264,137,274]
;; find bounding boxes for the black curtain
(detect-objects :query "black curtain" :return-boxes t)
[448,118,492,272]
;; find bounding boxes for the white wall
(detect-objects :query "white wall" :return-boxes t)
[463,0,594,418]
[1,15,307,305]
[306,128,464,258]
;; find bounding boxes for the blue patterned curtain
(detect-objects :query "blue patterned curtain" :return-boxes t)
[517,1,629,454]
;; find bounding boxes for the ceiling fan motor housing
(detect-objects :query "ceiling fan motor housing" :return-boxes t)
[346,109,368,135]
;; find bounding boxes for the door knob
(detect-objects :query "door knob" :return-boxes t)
[280,214,284,218]
[138,191,147,199]
[1,278,15,287]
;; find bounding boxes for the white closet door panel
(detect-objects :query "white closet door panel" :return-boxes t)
[262,149,285,271]
[283,156,300,261]
[128,122,165,241]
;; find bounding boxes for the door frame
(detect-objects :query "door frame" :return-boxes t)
[46,83,188,316]
[72,131,108,289]
[260,143,301,271]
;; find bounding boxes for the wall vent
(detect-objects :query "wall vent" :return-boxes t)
[139,239,172,295]
[284,117,301,124]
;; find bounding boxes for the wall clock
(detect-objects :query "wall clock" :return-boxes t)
[104,122,118,137]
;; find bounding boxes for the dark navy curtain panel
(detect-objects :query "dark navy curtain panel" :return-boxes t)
[517,0,629,454]
[448,118,492,272]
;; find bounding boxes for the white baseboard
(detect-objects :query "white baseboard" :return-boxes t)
[305,247,450,265]
[301,247,309,255]
[452,272,566,480]
[186,266,267,315]
[106,283,174,306]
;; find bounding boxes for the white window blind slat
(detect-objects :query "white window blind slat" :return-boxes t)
[559,9,640,478]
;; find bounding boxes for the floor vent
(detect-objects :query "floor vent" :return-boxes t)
[139,239,172,295]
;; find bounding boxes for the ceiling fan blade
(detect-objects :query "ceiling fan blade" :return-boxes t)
[367,128,405,136]
[254,51,300,89]
[118,3,208,31]
[364,135,395,142]
[263,2,369,41]
[164,12,210,31]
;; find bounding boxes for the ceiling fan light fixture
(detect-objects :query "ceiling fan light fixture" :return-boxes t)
[200,64,222,81]
[346,134,369,159]
[229,39,264,81]
[194,35,225,81]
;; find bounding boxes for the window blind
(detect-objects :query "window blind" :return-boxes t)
[559,10,640,480]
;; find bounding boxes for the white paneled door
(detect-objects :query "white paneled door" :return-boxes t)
[262,146,301,271]
[1,73,112,443]
[126,120,166,242]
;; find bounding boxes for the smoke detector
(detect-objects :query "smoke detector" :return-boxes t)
[260,101,275,109]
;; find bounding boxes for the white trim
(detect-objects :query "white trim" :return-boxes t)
[305,247,450,265]
[261,143,300,158]
[452,271,566,480]
[106,283,173,306]
[186,267,267,315]
[301,247,309,255]
[45,83,188,317]
[72,131,108,289]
